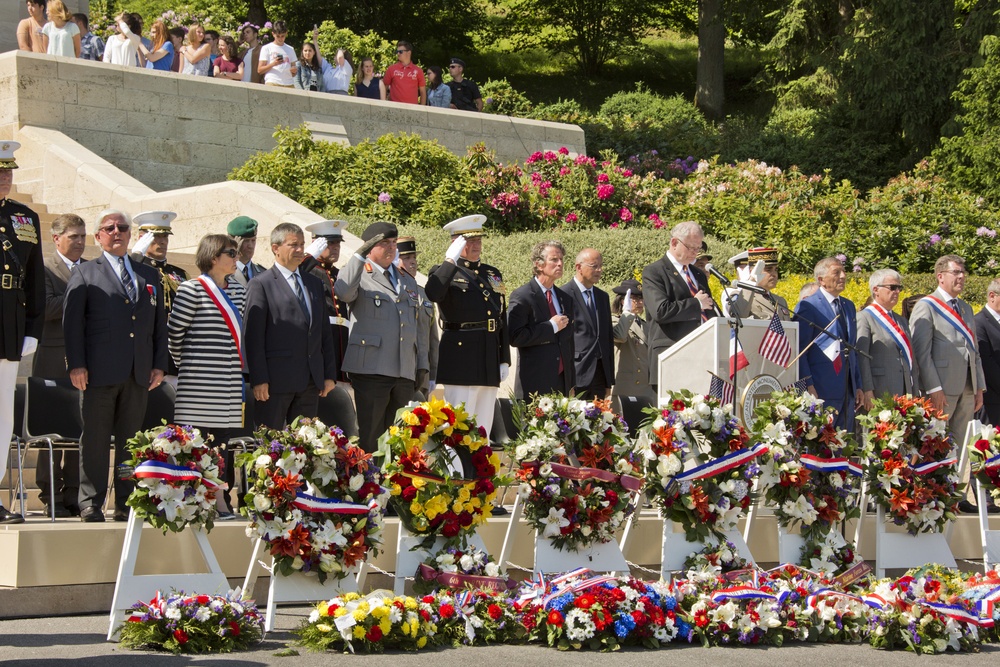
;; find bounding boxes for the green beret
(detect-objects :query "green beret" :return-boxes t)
[227,215,258,238]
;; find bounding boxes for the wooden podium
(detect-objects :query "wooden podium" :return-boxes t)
[656,317,800,416]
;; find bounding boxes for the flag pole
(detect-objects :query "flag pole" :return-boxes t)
[775,316,838,382]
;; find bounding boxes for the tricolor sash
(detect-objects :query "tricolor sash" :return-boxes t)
[922,295,976,350]
[665,443,768,493]
[917,601,981,626]
[972,452,1000,474]
[799,454,863,476]
[863,303,914,370]
[292,492,381,514]
[710,585,777,603]
[134,460,226,489]
[912,457,957,475]
[198,275,244,365]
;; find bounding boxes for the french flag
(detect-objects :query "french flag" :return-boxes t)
[729,328,749,379]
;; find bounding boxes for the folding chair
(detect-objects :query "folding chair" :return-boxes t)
[616,395,654,434]
[6,380,25,510]
[20,377,83,521]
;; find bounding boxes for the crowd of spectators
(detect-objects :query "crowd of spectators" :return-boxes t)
[15,1,484,111]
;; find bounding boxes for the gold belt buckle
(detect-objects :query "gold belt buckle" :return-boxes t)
[1,274,12,289]
[487,318,496,332]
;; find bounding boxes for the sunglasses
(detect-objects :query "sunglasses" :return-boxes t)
[877,284,904,292]
[100,224,130,234]
[218,248,238,258]
[396,49,408,54]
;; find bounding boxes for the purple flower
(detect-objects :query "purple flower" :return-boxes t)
[835,254,847,263]
[976,226,997,238]
[929,233,941,245]
[377,192,392,204]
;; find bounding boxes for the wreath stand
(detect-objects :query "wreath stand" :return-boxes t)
[956,418,1000,572]
[107,508,229,640]
[499,494,631,577]
[393,523,489,594]
[242,537,365,632]
[660,522,755,582]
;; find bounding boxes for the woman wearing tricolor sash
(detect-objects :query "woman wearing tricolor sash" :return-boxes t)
[167,234,246,519]
[857,268,920,411]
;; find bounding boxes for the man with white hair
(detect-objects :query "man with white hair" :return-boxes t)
[642,221,716,386]
[856,268,919,410]
[64,209,168,522]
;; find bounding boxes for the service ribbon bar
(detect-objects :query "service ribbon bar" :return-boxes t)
[292,492,379,515]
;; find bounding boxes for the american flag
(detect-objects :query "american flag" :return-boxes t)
[784,377,811,394]
[758,314,791,367]
[709,374,735,406]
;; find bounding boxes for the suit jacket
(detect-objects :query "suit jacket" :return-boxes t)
[976,308,1000,424]
[910,292,985,397]
[243,266,337,393]
[729,290,791,321]
[795,290,862,423]
[230,261,265,288]
[642,255,713,384]
[856,305,919,398]
[33,257,83,378]
[508,279,575,398]
[563,280,614,389]
[334,255,424,381]
[63,253,168,387]
[611,311,655,402]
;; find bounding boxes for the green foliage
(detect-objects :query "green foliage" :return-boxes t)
[310,20,396,77]
[931,35,1000,207]
[480,79,535,117]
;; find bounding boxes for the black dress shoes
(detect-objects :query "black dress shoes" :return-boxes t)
[80,506,105,522]
[491,506,509,516]
[957,500,1000,514]
[43,504,72,519]
[113,509,130,522]
[0,505,24,524]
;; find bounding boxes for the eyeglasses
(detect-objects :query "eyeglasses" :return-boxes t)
[396,49,408,54]
[675,238,701,253]
[877,284,904,292]
[100,224,130,234]
[218,248,237,258]
[941,269,966,276]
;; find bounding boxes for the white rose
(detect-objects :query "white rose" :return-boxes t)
[253,494,272,512]
[349,474,365,492]
[255,454,272,469]
[485,562,500,577]
[459,554,476,571]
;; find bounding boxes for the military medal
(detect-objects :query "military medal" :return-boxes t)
[374,294,381,307]
[10,214,38,244]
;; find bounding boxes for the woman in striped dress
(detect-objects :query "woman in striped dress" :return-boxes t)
[168,234,245,518]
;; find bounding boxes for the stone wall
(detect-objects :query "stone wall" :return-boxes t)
[0,50,585,192]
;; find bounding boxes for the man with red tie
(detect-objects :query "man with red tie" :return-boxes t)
[642,221,716,388]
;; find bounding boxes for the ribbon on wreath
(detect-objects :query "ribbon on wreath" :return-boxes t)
[542,574,618,608]
[134,460,227,490]
[971,452,1000,474]
[710,585,780,604]
[664,443,768,494]
[799,454,864,477]
[805,588,863,608]
[416,564,518,592]
[911,457,957,476]
[522,461,643,492]
[916,601,982,626]
[292,492,381,514]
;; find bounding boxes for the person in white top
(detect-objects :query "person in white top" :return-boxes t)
[103,12,143,67]
[41,0,80,58]
[239,23,262,83]
[323,48,353,94]
[258,21,297,87]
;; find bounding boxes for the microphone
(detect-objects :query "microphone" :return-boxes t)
[704,263,731,286]
[734,280,771,296]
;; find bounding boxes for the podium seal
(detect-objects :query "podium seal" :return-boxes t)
[738,374,783,426]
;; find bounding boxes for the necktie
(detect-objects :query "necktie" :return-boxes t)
[833,298,844,335]
[243,264,251,280]
[292,272,310,323]
[585,289,597,323]
[950,298,965,324]
[684,267,708,322]
[386,268,398,293]
[545,289,564,374]
[118,257,136,303]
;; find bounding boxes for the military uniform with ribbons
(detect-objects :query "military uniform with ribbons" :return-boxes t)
[302,219,351,382]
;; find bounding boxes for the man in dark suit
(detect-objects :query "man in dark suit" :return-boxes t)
[642,221,716,388]
[0,141,45,524]
[33,213,86,518]
[564,248,614,399]
[975,278,1000,426]
[302,219,351,382]
[243,222,338,430]
[508,240,575,398]
[64,209,169,522]
[795,257,864,431]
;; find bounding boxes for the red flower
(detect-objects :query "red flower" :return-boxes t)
[488,604,503,620]
[366,625,383,642]
[975,439,991,453]
[173,628,189,644]
[547,610,564,627]
[440,604,456,619]
[229,621,240,636]
[401,485,418,502]
[671,399,687,411]
[574,593,597,610]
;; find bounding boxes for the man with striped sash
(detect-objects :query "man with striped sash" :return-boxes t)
[910,254,986,513]
[857,268,919,410]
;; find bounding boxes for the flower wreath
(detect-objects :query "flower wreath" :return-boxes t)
[752,391,863,574]
[240,418,387,584]
[683,541,749,576]
[857,395,962,535]
[413,543,513,596]
[636,390,764,542]
[380,397,503,545]
[970,423,1000,506]
[117,588,264,654]
[510,394,641,552]
[125,424,226,533]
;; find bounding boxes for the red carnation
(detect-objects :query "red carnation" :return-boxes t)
[173,628,189,644]
[881,448,893,459]
[442,521,461,537]
[440,604,456,619]
[488,604,503,620]
[401,485,418,502]
[547,610,564,627]
[229,621,240,636]
[196,595,210,604]
[671,399,686,411]
[366,625,383,642]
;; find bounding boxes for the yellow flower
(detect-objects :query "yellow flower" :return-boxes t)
[404,598,417,611]
[318,601,330,617]
[370,605,388,620]
[390,483,402,497]
[357,601,370,613]
[452,500,464,514]
[379,618,391,635]
[457,486,472,502]
[401,621,410,635]
[411,477,427,490]
[488,452,501,469]
[410,501,423,515]
[412,516,429,531]
[416,636,428,648]
[333,607,348,618]
[403,411,420,426]
[352,610,367,622]
[343,592,361,602]
[389,425,401,437]
[316,623,332,633]
[353,626,366,639]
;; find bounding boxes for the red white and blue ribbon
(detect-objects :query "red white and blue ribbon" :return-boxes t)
[806,588,862,608]
[912,457,957,476]
[917,601,981,626]
[543,574,617,607]
[666,443,768,493]
[711,585,776,603]
[198,275,244,365]
[864,303,914,370]
[799,454,862,476]
[973,453,1000,473]
[134,460,225,489]
[862,594,889,609]
[922,295,976,350]
[517,571,550,604]
[291,492,380,515]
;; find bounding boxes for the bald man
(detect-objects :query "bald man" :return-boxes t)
[563,248,614,399]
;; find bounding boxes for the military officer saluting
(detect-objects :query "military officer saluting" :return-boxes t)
[302,219,351,381]
[425,214,510,439]
[731,246,791,321]
[0,141,45,524]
